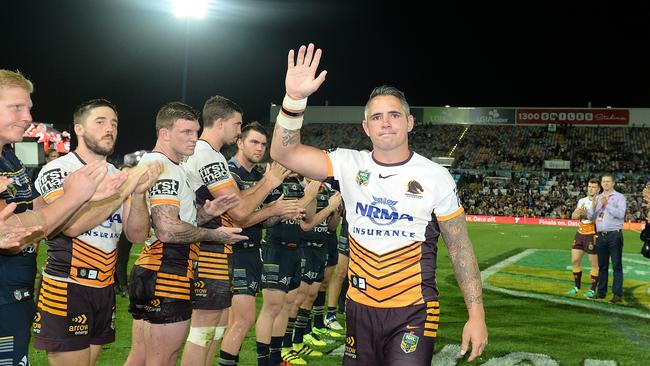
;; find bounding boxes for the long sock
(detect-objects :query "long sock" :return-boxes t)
[269,336,284,365]
[293,308,311,344]
[313,291,326,329]
[327,306,337,320]
[284,317,296,348]
[257,341,270,366]
[572,270,582,289]
[590,274,598,291]
[218,350,238,366]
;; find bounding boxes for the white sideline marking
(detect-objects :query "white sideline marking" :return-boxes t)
[481,249,650,319]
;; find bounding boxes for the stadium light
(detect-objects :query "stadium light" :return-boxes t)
[172,0,207,19]
[171,0,207,102]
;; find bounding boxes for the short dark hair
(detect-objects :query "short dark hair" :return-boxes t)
[601,174,615,182]
[155,102,199,133]
[202,95,243,128]
[240,121,268,141]
[588,178,600,185]
[364,85,410,119]
[73,99,118,125]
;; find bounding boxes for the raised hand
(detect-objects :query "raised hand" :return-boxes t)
[286,43,327,100]
[264,162,291,188]
[203,194,240,218]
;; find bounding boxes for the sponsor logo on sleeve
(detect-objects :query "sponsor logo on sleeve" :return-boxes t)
[199,162,230,185]
[149,179,180,196]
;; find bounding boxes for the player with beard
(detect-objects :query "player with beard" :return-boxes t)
[1,70,126,366]
[217,122,304,366]
[181,96,292,366]
[32,99,162,365]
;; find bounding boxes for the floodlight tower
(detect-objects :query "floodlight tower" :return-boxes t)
[172,0,207,102]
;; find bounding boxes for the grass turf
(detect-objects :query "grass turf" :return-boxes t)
[28,222,650,365]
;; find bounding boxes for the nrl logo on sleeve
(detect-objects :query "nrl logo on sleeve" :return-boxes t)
[355,170,370,186]
[149,179,180,196]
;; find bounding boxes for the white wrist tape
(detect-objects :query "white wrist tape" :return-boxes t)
[277,94,307,131]
[283,94,307,111]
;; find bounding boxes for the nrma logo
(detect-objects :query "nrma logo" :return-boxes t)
[355,196,413,226]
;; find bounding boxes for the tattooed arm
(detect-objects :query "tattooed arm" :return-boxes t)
[151,204,247,245]
[439,212,488,362]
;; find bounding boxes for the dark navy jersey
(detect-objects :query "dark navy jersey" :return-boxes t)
[0,146,40,293]
[265,176,304,245]
[301,183,336,243]
[227,157,266,247]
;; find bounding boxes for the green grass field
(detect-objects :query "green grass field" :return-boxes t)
[29,223,650,365]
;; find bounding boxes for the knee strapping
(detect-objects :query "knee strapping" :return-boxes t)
[214,326,226,341]
[187,326,216,348]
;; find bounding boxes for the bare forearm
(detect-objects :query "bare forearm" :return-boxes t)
[152,205,231,244]
[124,193,150,243]
[264,215,283,228]
[235,207,275,228]
[270,124,329,181]
[60,196,125,237]
[440,214,484,315]
[196,205,216,226]
[228,180,275,221]
[301,205,337,231]
[38,194,88,236]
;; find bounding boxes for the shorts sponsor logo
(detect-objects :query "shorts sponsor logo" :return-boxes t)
[144,298,161,312]
[355,170,370,186]
[345,335,357,359]
[199,162,230,185]
[32,312,42,333]
[195,280,208,297]
[401,332,419,354]
[69,313,89,335]
[149,179,180,196]
[279,277,290,286]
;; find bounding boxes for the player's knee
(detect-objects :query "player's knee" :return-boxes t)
[186,326,216,348]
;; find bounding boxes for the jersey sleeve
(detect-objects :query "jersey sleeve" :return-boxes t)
[34,159,68,203]
[147,162,182,208]
[326,148,352,180]
[433,167,464,222]
[194,148,235,193]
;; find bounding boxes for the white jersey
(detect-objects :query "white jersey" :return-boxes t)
[35,152,123,287]
[327,149,463,308]
[184,139,235,195]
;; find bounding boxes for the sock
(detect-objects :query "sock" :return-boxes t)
[256,341,270,366]
[572,269,582,289]
[327,306,337,320]
[284,317,296,348]
[218,350,238,366]
[313,291,326,328]
[293,308,311,344]
[590,274,598,291]
[269,336,284,365]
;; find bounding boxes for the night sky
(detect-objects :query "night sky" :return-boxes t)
[3,0,650,156]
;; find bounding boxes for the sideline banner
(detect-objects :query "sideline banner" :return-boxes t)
[466,215,643,230]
